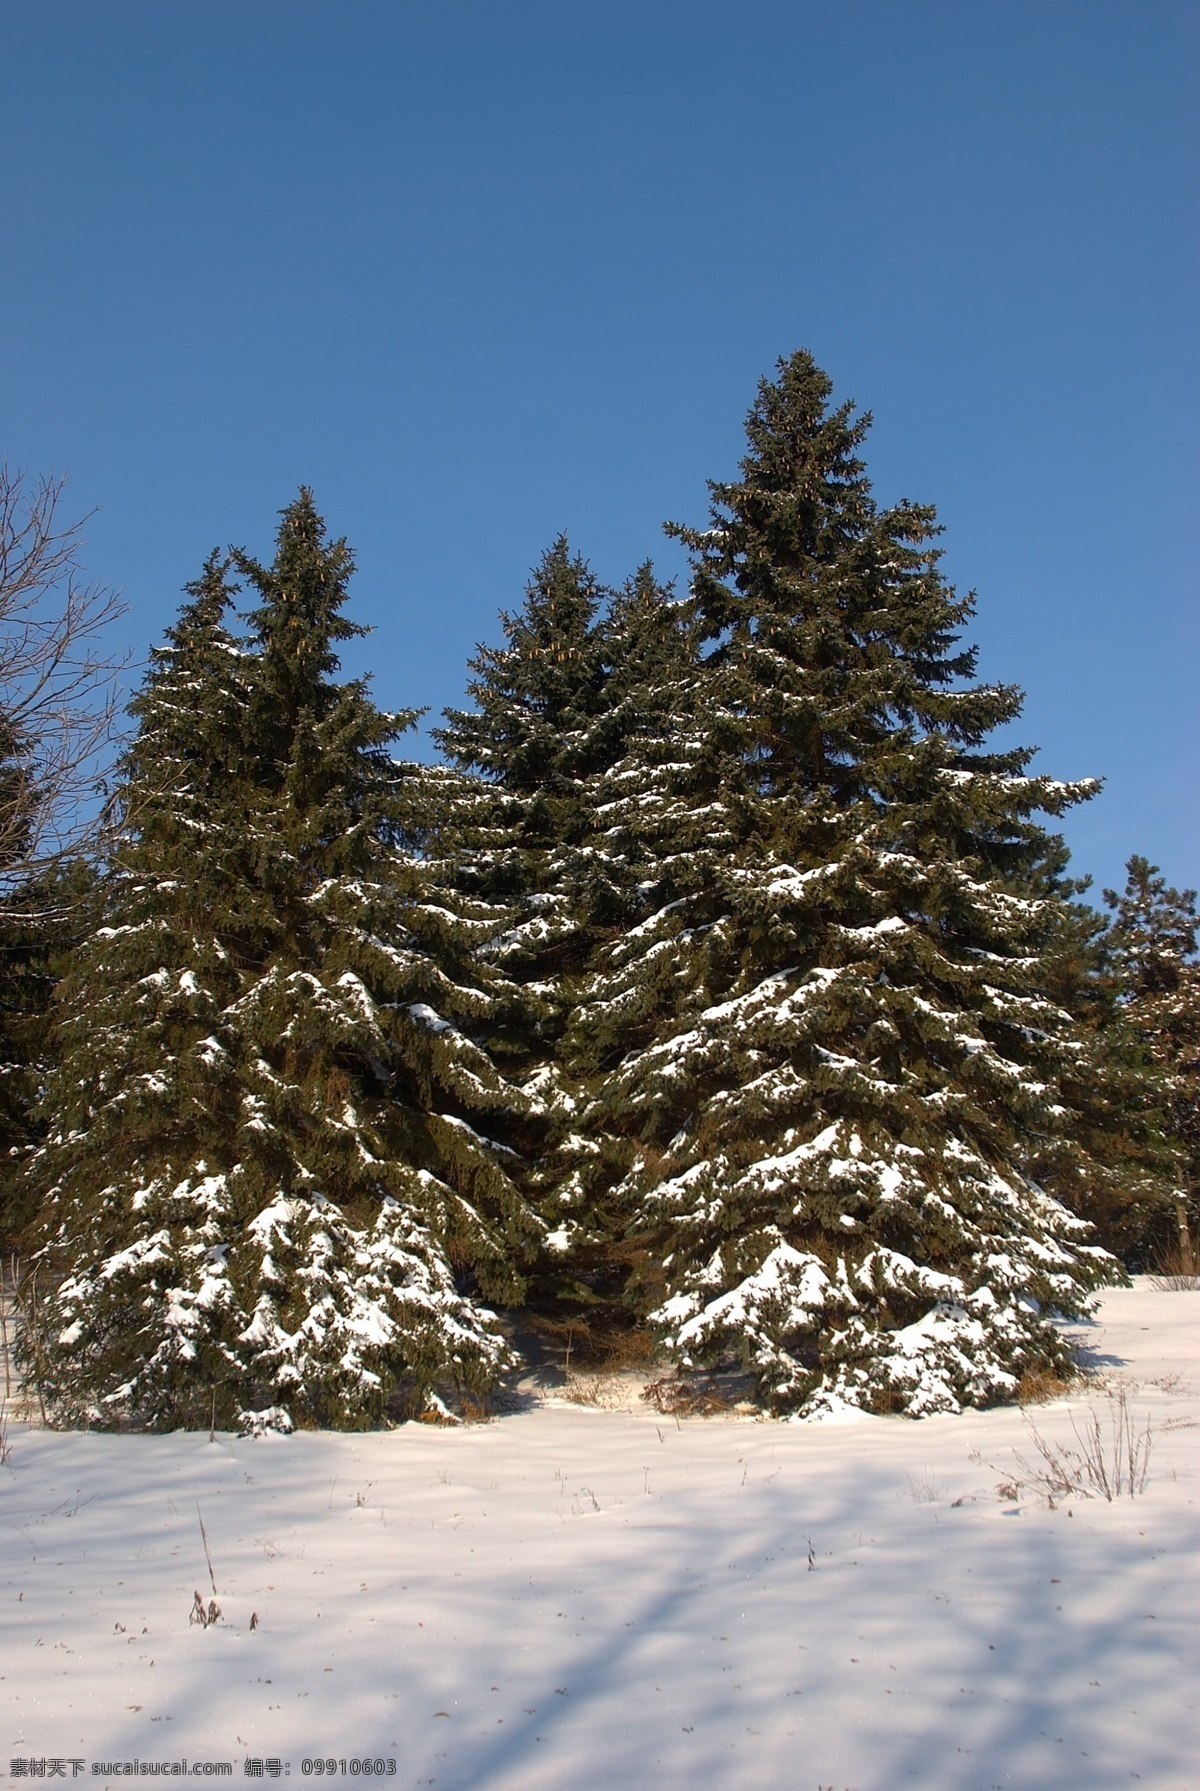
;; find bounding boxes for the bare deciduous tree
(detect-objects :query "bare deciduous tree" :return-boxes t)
[0,467,127,904]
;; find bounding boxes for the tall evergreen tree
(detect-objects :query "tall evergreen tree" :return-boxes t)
[1016,863,1176,1264]
[434,536,608,1041]
[1103,856,1200,1255]
[0,860,95,1248]
[432,539,612,1268]
[541,565,710,1315]
[436,547,702,1340]
[0,693,90,1248]
[28,499,536,1431]
[599,352,1129,1415]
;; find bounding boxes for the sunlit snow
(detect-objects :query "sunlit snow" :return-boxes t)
[1,1284,1194,1789]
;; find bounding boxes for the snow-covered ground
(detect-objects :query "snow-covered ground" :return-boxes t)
[1,1283,1196,1791]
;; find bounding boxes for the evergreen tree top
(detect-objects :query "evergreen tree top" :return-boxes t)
[233,488,367,721]
[175,547,239,641]
[435,535,607,794]
[119,550,252,832]
[666,348,1023,755]
[602,562,688,684]
[231,491,420,837]
[1104,855,1199,996]
[690,349,875,552]
[125,550,242,721]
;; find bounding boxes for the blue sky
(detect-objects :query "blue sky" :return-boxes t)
[1,0,1196,900]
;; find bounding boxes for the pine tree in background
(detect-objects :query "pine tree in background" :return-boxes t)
[0,861,95,1248]
[0,576,99,1246]
[541,563,714,1325]
[0,468,127,1177]
[559,560,712,1081]
[0,713,44,1212]
[431,540,613,1304]
[435,547,706,1345]
[433,536,607,1042]
[29,499,536,1431]
[1103,856,1200,1258]
[1017,863,1176,1265]
[0,887,54,1242]
[602,351,1130,1416]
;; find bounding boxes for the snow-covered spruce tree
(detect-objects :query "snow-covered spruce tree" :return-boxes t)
[542,564,717,1306]
[433,535,608,1042]
[602,351,1125,1416]
[431,540,609,1198]
[1103,856,1200,1256]
[1012,860,1177,1265]
[29,501,536,1430]
[435,547,707,1338]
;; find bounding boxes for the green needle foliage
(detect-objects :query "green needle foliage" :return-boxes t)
[598,352,1132,1415]
[0,860,95,1248]
[28,497,536,1431]
[436,545,701,1344]
[1103,856,1200,1256]
[541,563,708,1325]
[434,535,609,1050]
[432,541,615,1264]
[13,356,1177,1431]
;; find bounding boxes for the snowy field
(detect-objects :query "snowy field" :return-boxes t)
[1,1283,1197,1791]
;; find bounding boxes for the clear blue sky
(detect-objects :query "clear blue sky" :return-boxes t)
[1,0,1196,900]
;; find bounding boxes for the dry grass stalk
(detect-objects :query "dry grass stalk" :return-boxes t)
[998,1387,1153,1504]
[1016,1365,1076,1405]
[641,1374,732,1417]
[1149,1238,1200,1292]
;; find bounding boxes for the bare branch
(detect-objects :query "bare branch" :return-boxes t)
[0,466,129,892]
